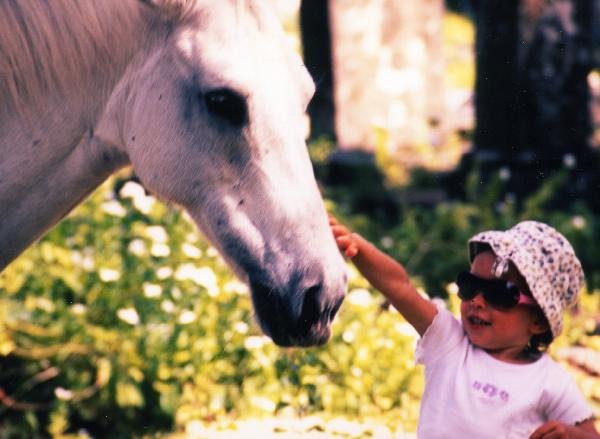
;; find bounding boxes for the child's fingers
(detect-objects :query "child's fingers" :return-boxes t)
[330,224,350,238]
[345,244,358,258]
[529,420,566,439]
[335,236,358,258]
[334,235,351,249]
[328,215,358,257]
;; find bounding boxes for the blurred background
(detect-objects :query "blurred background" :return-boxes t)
[1,0,599,437]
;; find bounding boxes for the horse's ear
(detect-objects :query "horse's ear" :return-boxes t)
[139,0,190,22]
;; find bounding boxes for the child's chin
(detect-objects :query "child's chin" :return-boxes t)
[465,332,492,350]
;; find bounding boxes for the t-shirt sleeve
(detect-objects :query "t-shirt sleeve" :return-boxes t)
[415,302,466,365]
[542,364,595,425]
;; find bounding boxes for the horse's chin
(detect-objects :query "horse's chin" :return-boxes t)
[267,316,333,347]
[260,318,333,348]
[274,332,331,348]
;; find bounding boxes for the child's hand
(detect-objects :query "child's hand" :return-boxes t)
[328,215,359,258]
[530,419,599,438]
[529,420,570,438]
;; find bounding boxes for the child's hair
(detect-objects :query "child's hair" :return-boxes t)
[467,221,584,339]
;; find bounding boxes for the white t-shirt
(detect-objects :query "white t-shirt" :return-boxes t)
[415,306,593,438]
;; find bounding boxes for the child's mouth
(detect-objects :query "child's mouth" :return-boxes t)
[468,316,491,326]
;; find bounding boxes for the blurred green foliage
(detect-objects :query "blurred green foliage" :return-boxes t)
[1,160,599,437]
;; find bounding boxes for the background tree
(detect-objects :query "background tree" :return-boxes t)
[300,0,336,140]
[459,0,600,209]
[302,0,445,174]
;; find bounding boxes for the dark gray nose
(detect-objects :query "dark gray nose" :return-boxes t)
[297,284,343,331]
[250,279,345,347]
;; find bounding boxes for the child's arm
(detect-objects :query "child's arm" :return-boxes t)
[330,216,437,336]
[529,418,599,438]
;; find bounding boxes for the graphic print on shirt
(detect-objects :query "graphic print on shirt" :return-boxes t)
[472,379,510,407]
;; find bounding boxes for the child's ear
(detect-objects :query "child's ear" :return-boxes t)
[529,312,550,335]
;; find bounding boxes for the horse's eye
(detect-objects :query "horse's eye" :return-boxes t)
[203,88,248,127]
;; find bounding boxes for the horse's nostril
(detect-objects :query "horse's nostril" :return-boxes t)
[299,284,322,326]
[250,278,339,346]
[328,296,344,322]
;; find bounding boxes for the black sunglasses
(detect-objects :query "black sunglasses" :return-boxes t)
[456,271,536,309]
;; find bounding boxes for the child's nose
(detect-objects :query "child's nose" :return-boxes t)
[469,291,487,307]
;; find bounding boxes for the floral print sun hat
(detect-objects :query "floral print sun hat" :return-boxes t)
[468,221,584,338]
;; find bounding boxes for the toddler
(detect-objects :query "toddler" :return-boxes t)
[331,217,599,438]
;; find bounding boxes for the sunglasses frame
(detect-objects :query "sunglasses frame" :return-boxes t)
[456,271,536,309]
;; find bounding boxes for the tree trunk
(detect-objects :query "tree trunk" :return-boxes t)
[300,0,336,140]
[328,0,445,172]
[516,0,595,161]
[473,0,519,160]
[467,0,600,208]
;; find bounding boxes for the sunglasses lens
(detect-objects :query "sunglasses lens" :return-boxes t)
[483,284,516,308]
[456,272,521,309]
[491,283,521,308]
[456,272,475,300]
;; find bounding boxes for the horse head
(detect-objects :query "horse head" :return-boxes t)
[109,0,347,346]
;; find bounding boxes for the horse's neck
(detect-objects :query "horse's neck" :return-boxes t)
[0,128,129,270]
[0,74,136,268]
[0,4,159,270]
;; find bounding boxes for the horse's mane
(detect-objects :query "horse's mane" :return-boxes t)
[0,0,195,117]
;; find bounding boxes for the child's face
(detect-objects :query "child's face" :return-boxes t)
[459,251,547,363]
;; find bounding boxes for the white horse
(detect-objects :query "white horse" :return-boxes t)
[0,0,347,347]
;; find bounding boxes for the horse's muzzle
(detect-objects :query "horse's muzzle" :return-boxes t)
[250,280,345,347]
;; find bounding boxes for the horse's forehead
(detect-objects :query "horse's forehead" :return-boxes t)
[191,0,280,38]
[178,2,280,58]
[174,1,311,95]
